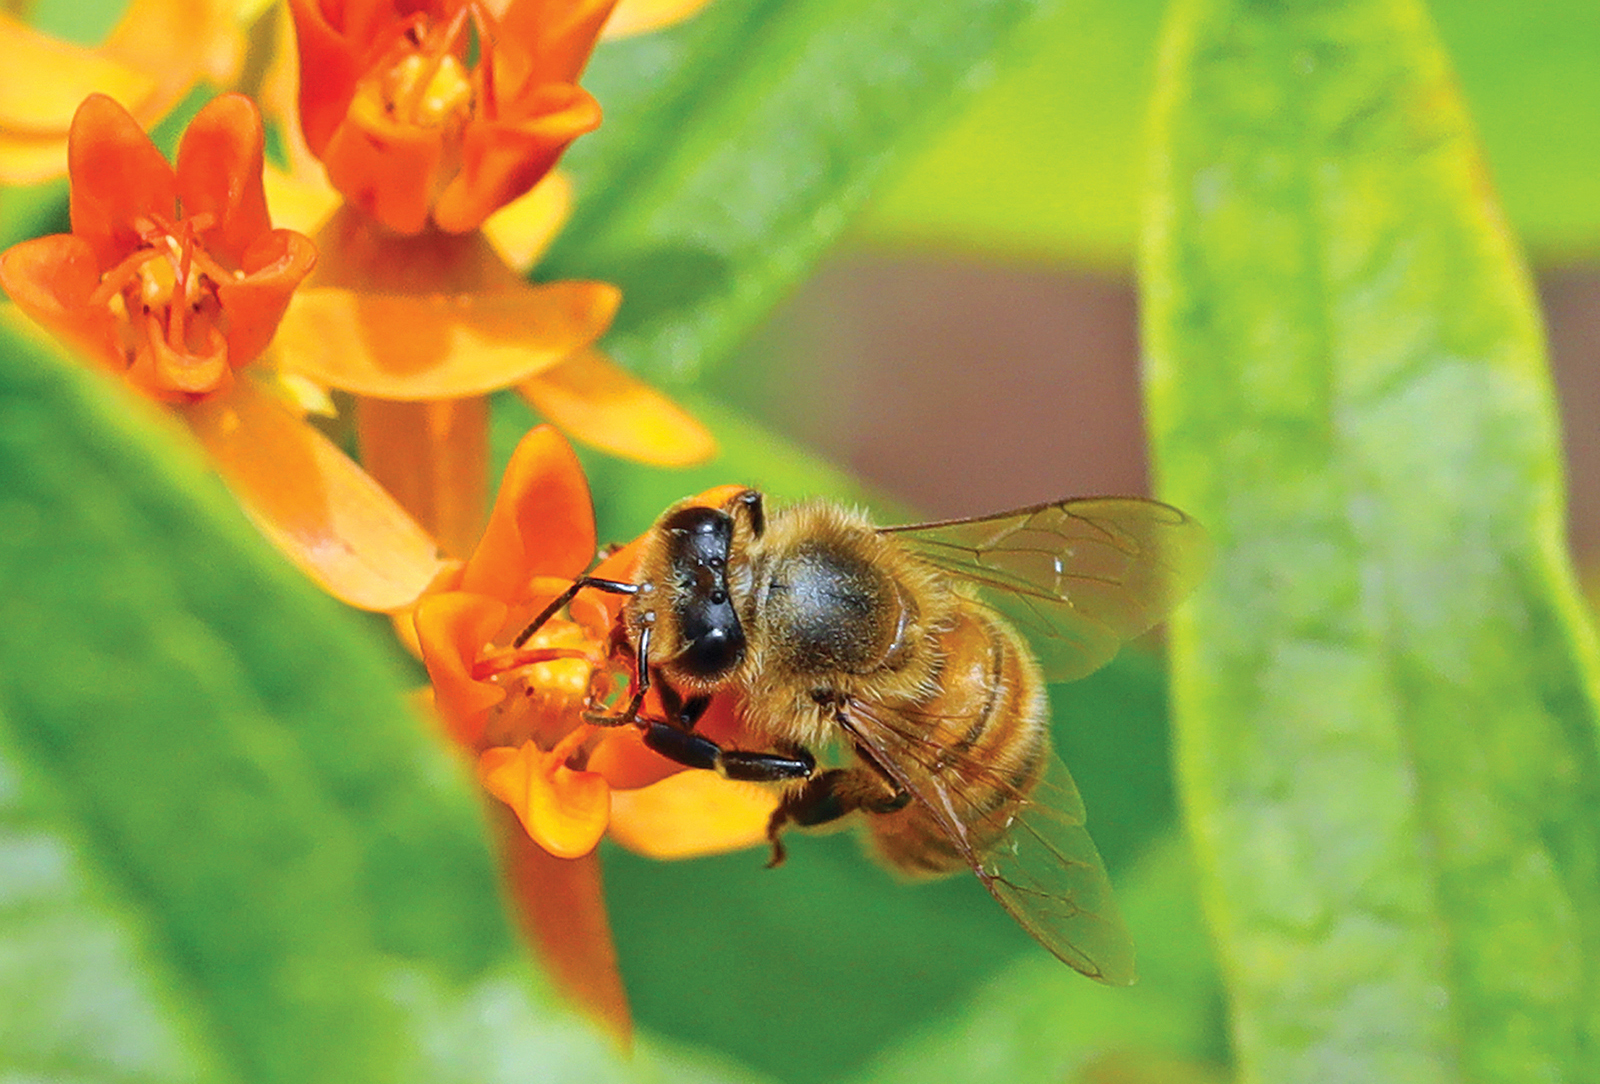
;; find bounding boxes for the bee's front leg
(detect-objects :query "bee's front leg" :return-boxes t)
[637,720,815,782]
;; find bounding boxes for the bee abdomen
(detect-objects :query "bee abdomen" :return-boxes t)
[867,609,1050,878]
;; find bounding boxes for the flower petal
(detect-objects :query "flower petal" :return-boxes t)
[182,376,447,611]
[608,771,779,860]
[67,94,176,269]
[431,86,601,234]
[500,0,619,83]
[285,0,370,157]
[0,233,123,371]
[0,0,245,185]
[101,0,246,120]
[414,590,508,745]
[602,0,716,38]
[216,229,320,368]
[321,102,446,236]
[497,811,632,1045]
[462,424,596,600]
[518,345,717,466]
[585,725,681,791]
[480,741,610,859]
[174,93,273,266]
[481,171,572,275]
[261,163,345,238]
[0,14,155,136]
[275,280,620,399]
[357,396,489,560]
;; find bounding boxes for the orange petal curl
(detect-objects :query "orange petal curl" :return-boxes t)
[320,96,448,236]
[174,94,274,267]
[481,740,611,859]
[414,591,510,746]
[500,0,620,83]
[518,345,717,466]
[431,87,601,235]
[0,234,122,371]
[462,424,597,601]
[285,0,371,160]
[183,377,446,612]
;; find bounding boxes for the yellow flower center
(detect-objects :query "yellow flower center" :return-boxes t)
[88,213,233,393]
[475,617,605,752]
[386,52,475,129]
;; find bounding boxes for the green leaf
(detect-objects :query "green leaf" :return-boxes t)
[862,0,1600,265]
[1142,1,1600,1082]
[546,0,1056,382]
[0,316,774,1084]
[839,832,1224,1084]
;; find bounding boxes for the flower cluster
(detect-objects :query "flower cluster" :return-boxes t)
[0,0,754,1042]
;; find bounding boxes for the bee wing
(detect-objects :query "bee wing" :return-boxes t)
[882,498,1208,682]
[836,700,1136,985]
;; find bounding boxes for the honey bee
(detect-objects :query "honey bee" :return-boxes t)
[516,489,1205,984]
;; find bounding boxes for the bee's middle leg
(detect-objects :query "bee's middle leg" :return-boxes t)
[764,767,911,869]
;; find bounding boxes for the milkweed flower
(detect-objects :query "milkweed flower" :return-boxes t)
[270,0,715,558]
[291,0,613,236]
[414,425,775,1039]
[0,93,445,612]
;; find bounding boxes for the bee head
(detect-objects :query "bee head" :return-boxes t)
[659,505,746,679]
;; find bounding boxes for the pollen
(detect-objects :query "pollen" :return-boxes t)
[516,621,595,696]
[381,39,475,129]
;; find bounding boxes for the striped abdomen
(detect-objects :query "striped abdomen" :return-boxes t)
[867,605,1051,877]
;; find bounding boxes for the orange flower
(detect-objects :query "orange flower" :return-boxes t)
[290,0,616,236]
[267,0,718,557]
[0,94,445,612]
[2,93,314,400]
[413,425,775,1038]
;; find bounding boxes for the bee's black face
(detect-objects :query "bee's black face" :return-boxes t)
[661,505,746,678]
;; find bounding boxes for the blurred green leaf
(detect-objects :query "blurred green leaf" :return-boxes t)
[0,316,773,1083]
[546,0,1059,383]
[841,833,1225,1084]
[863,0,1600,264]
[1143,1,1600,1082]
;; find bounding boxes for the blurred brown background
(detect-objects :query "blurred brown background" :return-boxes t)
[728,259,1600,569]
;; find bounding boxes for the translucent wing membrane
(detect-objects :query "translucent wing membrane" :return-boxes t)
[884,498,1209,681]
[837,700,1136,985]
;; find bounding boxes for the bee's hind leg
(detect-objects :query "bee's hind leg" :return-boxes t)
[764,767,911,869]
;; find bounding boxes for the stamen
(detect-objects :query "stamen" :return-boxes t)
[386,3,476,126]
[473,645,594,682]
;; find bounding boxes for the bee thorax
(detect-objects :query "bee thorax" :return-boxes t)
[762,541,912,675]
